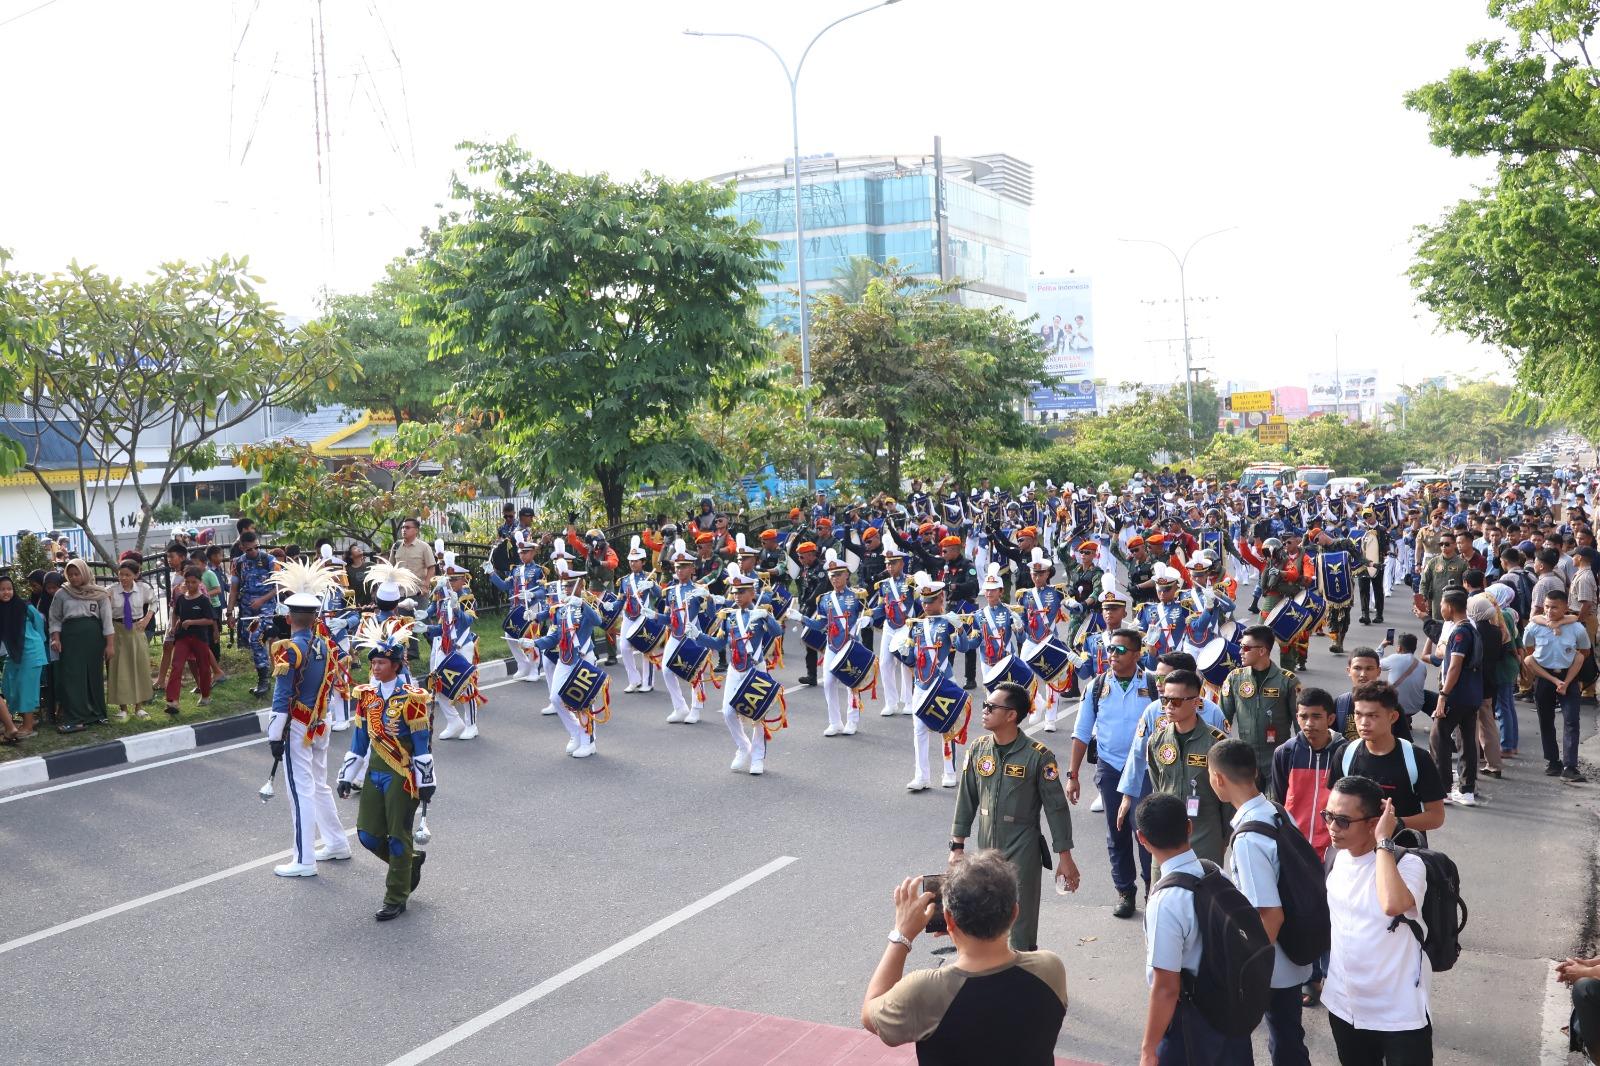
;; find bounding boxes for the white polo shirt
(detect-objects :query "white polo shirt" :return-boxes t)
[1322,847,1431,1032]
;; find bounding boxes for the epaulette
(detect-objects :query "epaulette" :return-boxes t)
[1211,726,1227,739]
[1283,670,1298,683]
[270,638,300,677]
[1032,740,1047,753]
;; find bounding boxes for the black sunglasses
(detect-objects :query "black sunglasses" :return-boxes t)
[1109,644,1133,655]
[980,700,1019,713]
[1319,810,1377,830]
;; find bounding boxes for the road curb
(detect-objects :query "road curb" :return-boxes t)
[0,655,519,792]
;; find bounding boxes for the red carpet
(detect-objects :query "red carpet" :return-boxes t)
[560,998,1101,1065]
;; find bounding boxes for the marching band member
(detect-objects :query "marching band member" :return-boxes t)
[533,538,579,715]
[661,539,711,724]
[1308,525,1362,655]
[318,545,359,732]
[1018,547,1071,730]
[421,556,486,741]
[897,572,981,792]
[529,567,608,758]
[1058,540,1106,642]
[701,565,786,775]
[973,561,1023,689]
[1179,550,1236,651]
[265,560,348,877]
[796,548,869,736]
[934,534,981,689]
[868,530,916,716]
[337,618,435,921]
[1134,564,1191,670]
[788,536,828,686]
[486,533,547,683]
[617,535,660,693]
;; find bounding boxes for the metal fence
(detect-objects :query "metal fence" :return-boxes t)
[0,528,93,566]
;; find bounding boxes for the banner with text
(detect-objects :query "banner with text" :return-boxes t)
[1028,276,1097,412]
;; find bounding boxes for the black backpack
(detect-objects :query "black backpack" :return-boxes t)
[1230,803,1332,966]
[1390,832,1468,972]
[1154,860,1274,1038]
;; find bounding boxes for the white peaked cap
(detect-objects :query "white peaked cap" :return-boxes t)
[670,537,693,564]
[913,569,947,597]
[882,528,907,558]
[550,536,572,560]
[824,547,849,571]
[1029,547,1051,571]
[981,562,1004,590]
[736,532,757,557]
[628,534,646,561]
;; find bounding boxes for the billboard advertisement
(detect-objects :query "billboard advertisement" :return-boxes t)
[1308,369,1379,405]
[1027,276,1096,411]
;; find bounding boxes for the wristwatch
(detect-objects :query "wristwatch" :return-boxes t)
[1065,770,1078,780]
[949,840,965,852]
[887,930,913,949]
[1377,837,1399,854]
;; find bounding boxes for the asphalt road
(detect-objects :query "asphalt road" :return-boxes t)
[3,584,1596,1066]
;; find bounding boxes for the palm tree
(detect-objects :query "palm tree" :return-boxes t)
[827,256,890,304]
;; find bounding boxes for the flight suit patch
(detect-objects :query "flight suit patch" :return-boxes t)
[976,754,997,777]
[1043,762,1059,782]
[1004,763,1026,778]
[1239,678,1257,698]
[1156,743,1178,766]
[1186,753,1208,767]
[1263,687,1280,699]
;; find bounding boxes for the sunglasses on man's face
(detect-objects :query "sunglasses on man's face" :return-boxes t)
[1240,643,1266,653]
[1159,694,1195,706]
[1109,644,1133,655]
[980,700,1017,713]
[1319,810,1376,830]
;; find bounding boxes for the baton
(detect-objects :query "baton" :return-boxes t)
[258,755,281,802]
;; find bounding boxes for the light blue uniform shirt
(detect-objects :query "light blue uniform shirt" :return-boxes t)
[1144,848,1204,984]
[1523,619,1592,672]
[1072,670,1157,772]
[1226,793,1315,989]
[1117,696,1226,798]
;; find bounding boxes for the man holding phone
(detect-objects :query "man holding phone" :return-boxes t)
[951,681,1079,951]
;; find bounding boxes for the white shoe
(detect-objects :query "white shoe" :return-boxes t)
[313,844,352,862]
[329,719,351,732]
[900,703,914,715]
[941,771,959,788]
[273,862,317,878]
[731,750,752,772]
[520,671,539,683]
[749,760,765,775]
[623,683,639,693]
[843,720,858,736]
[540,703,556,716]
[880,704,896,717]
[1090,795,1104,813]
[905,776,930,792]
[685,707,701,724]
[460,723,479,740]
[639,685,653,693]
[1044,721,1057,732]
[438,721,465,740]
[824,724,839,737]
[566,736,579,754]
[667,708,686,723]
[570,741,595,758]
[1449,788,1477,807]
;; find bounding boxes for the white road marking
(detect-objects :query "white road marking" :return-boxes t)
[0,827,356,957]
[0,674,527,805]
[384,855,800,1066]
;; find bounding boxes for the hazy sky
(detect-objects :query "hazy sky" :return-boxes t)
[0,0,1507,391]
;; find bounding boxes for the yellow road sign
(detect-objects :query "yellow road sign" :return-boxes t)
[1229,390,1274,413]
[1258,424,1289,445]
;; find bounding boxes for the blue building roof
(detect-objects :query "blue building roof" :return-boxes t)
[0,420,91,470]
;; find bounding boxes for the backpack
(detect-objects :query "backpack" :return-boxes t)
[1390,831,1468,972]
[1341,737,1419,787]
[1230,803,1333,966]
[1153,860,1274,1038]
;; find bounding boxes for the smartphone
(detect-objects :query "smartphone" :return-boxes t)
[1385,627,1396,646]
[921,874,947,935]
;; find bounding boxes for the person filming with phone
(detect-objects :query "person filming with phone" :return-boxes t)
[861,850,1068,1063]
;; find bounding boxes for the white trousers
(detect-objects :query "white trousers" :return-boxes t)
[328,690,351,727]
[542,650,560,706]
[621,643,655,688]
[439,697,477,731]
[661,636,706,715]
[910,688,959,783]
[820,668,856,730]
[720,668,767,761]
[284,719,344,866]
[504,635,540,678]
[880,634,911,711]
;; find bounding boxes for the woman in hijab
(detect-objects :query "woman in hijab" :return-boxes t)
[0,573,47,739]
[1485,582,1521,758]
[47,559,114,733]
[1467,592,1509,777]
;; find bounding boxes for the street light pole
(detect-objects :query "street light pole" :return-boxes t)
[686,1,903,494]
[1120,227,1236,448]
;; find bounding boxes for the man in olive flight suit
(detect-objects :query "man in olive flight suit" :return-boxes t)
[1218,624,1300,790]
[1122,667,1232,873]
[950,680,1079,952]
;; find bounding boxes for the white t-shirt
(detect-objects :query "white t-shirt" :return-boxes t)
[1323,848,1430,1032]
[1381,652,1427,716]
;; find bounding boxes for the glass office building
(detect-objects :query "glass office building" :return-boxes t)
[713,153,1032,328]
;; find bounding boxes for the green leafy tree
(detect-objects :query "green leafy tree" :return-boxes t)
[1406,1,1600,430]
[312,256,460,423]
[809,269,1045,493]
[412,141,777,525]
[0,255,346,561]
[1390,377,1541,464]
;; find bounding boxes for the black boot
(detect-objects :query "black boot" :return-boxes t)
[1112,890,1136,919]
[375,901,406,921]
[251,667,271,698]
[410,849,427,891]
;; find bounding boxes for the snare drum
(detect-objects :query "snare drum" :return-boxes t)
[981,654,1039,701]
[666,635,713,683]
[625,613,668,655]
[731,669,782,723]
[799,624,827,653]
[1195,637,1242,688]
[1265,596,1315,644]
[433,649,477,700]
[914,675,972,737]
[557,659,608,711]
[829,639,878,692]
[1022,638,1075,684]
